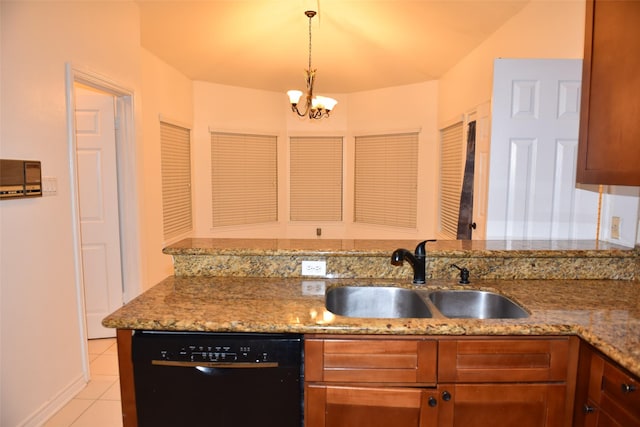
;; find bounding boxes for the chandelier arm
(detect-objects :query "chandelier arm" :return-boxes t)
[291,100,310,117]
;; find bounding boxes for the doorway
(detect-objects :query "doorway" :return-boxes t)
[66,65,141,376]
[74,84,123,339]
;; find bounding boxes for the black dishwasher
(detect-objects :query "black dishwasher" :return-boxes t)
[132,331,303,427]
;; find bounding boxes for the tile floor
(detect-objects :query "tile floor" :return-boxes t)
[44,338,123,427]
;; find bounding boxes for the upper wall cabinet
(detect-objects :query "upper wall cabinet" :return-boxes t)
[577,0,640,186]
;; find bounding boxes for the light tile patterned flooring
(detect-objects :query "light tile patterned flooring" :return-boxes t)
[44,338,123,427]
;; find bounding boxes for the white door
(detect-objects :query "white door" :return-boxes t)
[486,59,600,240]
[75,85,123,339]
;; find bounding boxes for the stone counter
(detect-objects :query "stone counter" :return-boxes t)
[103,276,640,378]
[164,238,638,280]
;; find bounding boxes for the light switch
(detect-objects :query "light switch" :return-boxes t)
[42,177,57,196]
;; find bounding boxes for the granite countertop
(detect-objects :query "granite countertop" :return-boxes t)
[103,275,640,378]
[164,238,638,280]
[164,238,635,257]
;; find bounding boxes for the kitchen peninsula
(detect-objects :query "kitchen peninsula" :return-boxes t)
[103,238,639,426]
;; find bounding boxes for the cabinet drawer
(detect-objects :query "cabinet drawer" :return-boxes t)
[306,384,438,427]
[438,338,571,383]
[599,360,640,422]
[305,337,437,384]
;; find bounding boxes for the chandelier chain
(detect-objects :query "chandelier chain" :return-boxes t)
[308,14,313,72]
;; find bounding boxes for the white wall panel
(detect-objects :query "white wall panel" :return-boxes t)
[506,138,536,238]
[511,80,539,119]
[488,58,599,240]
[76,150,104,221]
[552,139,579,238]
[557,80,581,120]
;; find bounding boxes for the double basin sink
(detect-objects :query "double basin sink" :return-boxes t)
[325,286,529,319]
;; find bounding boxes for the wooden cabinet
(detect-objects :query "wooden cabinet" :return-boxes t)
[305,337,437,385]
[306,384,440,427]
[574,342,640,426]
[438,338,572,383]
[435,384,566,427]
[437,338,577,427]
[305,336,578,427]
[305,336,438,427]
[577,0,640,185]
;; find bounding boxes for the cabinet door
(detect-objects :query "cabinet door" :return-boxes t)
[438,338,571,382]
[437,384,567,427]
[306,384,439,427]
[585,352,640,426]
[577,0,640,185]
[599,361,640,423]
[305,337,437,384]
[582,404,629,427]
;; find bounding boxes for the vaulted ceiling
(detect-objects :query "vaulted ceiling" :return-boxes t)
[137,0,530,94]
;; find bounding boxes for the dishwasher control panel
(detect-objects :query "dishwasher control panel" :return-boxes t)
[160,343,271,363]
[132,331,303,367]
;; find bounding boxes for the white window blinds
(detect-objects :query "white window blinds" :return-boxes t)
[160,121,192,240]
[439,121,464,238]
[354,132,418,228]
[210,131,277,227]
[290,136,343,221]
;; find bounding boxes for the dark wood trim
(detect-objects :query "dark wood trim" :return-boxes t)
[116,329,137,427]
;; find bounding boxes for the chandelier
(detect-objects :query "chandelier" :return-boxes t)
[287,10,337,119]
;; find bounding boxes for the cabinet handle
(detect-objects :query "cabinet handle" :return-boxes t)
[621,383,637,393]
[442,391,451,401]
[583,404,596,414]
[428,396,437,407]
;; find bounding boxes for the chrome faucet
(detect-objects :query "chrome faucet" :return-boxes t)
[391,240,436,284]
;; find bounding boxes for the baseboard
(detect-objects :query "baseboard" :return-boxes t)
[18,374,87,427]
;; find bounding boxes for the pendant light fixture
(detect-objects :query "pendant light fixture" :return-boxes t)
[287,10,337,119]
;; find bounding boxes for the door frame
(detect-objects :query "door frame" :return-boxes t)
[65,63,141,379]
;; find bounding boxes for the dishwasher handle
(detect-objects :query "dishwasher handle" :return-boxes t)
[151,360,279,368]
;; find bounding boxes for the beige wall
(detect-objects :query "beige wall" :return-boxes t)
[0,2,193,425]
[192,80,439,239]
[0,2,142,425]
[439,0,586,123]
[140,49,194,289]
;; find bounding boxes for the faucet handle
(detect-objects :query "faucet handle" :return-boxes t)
[415,239,436,258]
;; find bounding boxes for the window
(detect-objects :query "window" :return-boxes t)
[290,136,343,221]
[354,132,418,228]
[439,121,464,238]
[210,131,277,227]
[160,121,192,240]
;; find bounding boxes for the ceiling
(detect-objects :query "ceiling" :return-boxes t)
[137,0,531,94]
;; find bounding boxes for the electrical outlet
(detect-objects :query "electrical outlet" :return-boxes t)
[302,280,326,295]
[301,260,326,276]
[611,216,621,240]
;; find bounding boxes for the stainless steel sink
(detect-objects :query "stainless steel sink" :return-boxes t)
[325,286,432,318]
[325,286,529,320]
[427,290,529,319]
